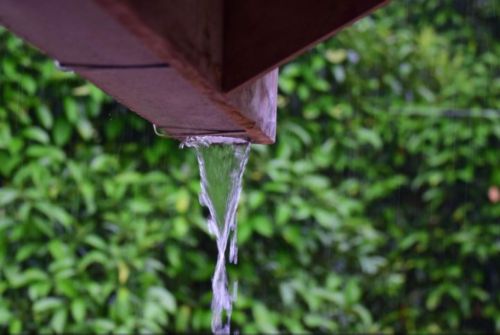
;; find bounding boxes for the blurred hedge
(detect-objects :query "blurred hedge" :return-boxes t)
[1,0,499,333]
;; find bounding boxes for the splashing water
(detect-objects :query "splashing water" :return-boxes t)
[183,136,250,334]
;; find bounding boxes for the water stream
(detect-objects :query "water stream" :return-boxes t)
[183,136,251,334]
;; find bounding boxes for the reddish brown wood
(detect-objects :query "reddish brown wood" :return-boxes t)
[223,0,389,91]
[0,0,276,143]
[96,0,224,90]
[0,0,388,143]
[97,0,388,92]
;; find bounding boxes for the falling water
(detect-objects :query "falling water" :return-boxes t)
[182,136,250,334]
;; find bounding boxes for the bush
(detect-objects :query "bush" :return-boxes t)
[1,0,499,333]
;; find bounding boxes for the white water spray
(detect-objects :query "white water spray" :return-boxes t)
[183,136,250,334]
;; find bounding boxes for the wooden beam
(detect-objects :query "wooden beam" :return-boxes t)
[223,0,389,91]
[96,0,388,92]
[0,0,388,143]
[0,0,277,143]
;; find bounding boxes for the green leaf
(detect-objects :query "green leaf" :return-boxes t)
[63,98,79,124]
[148,287,177,313]
[23,127,50,144]
[0,188,18,206]
[36,105,54,129]
[77,119,94,140]
[34,202,72,228]
[252,303,277,333]
[84,235,108,251]
[71,299,87,323]
[33,297,63,313]
[51,309,67,333]
[345,280,361,305]
[251,215,273,237]
[53,119,72,146]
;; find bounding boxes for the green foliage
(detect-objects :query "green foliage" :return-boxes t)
[0,0,499,333]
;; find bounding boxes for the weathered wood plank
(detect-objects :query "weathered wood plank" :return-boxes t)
[223,0,388,90]
[0,0,277,143]
[0,0,388,143]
